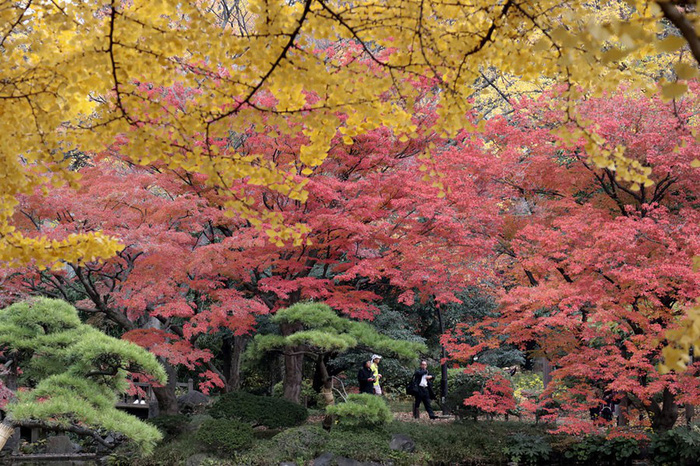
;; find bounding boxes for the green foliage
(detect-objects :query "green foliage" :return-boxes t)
[502,432,552,465]
[146,414,190,442]
[326,393,392,428]
[441,367,514,419]
[208,391,308,428]
[248,302,426,362]
[236,425,330,464]
[388,420,549,464]
[326,427,392,462]
[271,425,330,459]
[562,435,642,464]
[195,418,254,456]
[650,426,700,465]
[0,298,166,454]
[512,371,544,397]
[328,308,426,393]
[128,433,203,466]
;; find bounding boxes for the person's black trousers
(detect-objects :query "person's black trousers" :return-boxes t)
[413,387,435,418]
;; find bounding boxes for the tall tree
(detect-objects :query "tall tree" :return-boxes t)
[3,0,696,267]
[446,87,700,432]
[7,98,496,402]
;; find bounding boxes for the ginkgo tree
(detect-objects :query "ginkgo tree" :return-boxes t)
[3,0,699,269]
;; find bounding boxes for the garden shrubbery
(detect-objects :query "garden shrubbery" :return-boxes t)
[556,434,641,464]
[208,391,308,428]
[502,432,552,465]
[326,393,393,427]
[146,414,189,441]
[129,388,700,466]
[194,418,254,455]
[650,426,700,465]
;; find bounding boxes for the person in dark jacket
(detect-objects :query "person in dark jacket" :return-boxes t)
[412,360,437,419]
[358,360,376,395]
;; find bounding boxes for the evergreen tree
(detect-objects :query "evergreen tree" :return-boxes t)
[0,298,167,453]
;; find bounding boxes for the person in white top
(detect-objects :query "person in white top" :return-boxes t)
[411,360,437,419]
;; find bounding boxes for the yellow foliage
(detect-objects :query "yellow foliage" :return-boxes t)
[2,0,699,267]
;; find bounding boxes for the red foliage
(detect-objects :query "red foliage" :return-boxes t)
[446,86,700,430]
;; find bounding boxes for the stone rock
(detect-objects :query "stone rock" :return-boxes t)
[45,435,76,454]
[312,452,335,466]
[279,462,298,466]
[389,433,415,453]
[177,390,209,414]
[185,453,211,466]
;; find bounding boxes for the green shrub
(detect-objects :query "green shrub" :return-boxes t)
[271,425,330,459]
[326,393,393,428]
[208,391,308,428]
[502,432,552,465]
[146,414,189,442]
[389,419,551,464]
[562,435,642,464]
[130,435,201,466]
[236,426,330,466]
[194,418,254,455]
[327,427,392,462]
[651,426,700,465]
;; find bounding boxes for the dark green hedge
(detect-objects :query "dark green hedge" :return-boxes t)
[208,391,308,428]
[194,418,253,455]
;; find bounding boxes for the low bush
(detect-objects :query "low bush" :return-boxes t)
[235,426,330,465]
[129,435,201,466]
[327,427,392,462]
[146,414,189,442]
[502,432,552,465]
[561,434,642,464]
[651,426,700,465]
[208,391,308,428]
[326,393,393,428]
[389,419,556,464]
[271,425,330,459]
[194,418,254,456]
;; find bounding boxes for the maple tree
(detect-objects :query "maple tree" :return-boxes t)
[5,90,496,404]
[3,0,699,270]
[445,86,700,432]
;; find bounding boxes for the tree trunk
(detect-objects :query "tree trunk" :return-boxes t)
[541,357,552,388]
[281,321,304,403]
[152,360,179,415]
[318,356,334,406]
[318,356,336,430]
[685,350,694,426]
[617,396,629,427]
[222,334,248,392]
[649,387,679,432]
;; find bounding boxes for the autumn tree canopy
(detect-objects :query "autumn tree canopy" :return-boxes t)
[445,86,700,432]
[2,0,699,268]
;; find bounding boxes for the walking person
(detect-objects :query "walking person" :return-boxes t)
[370,354,383,395]
[412,360,437,419]
[358,360,375,395]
